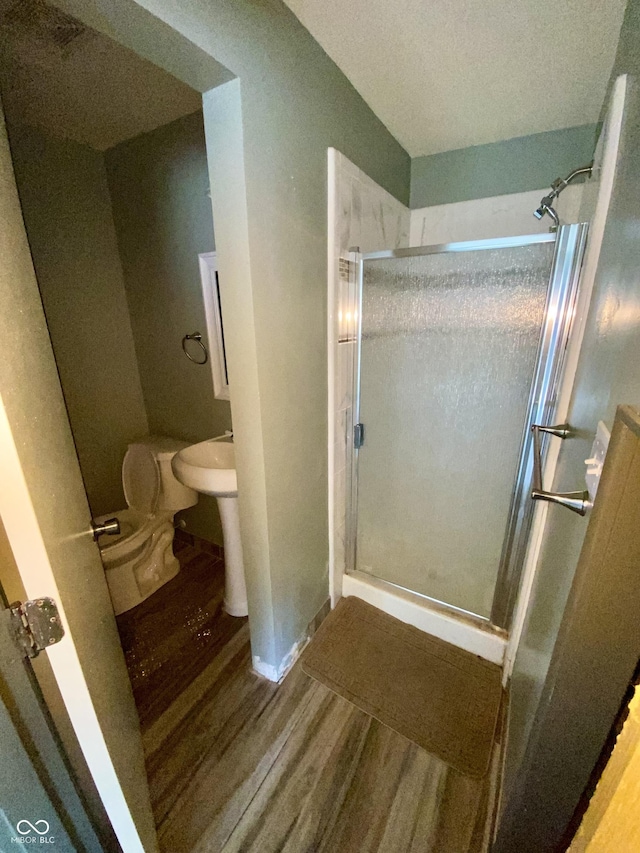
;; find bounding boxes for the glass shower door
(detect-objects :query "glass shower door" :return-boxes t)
[351,230,584,623]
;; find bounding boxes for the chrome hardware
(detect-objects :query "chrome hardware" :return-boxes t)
[8,598,65,659]
[531,423,591,515]
[534,163,593,231]
[533,201,560,231]
[91,517,120,540]
[534,423,573,439]
[354,423,365,449]
[182,332,208,365]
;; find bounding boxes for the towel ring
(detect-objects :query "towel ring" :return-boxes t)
[182,332,208,365]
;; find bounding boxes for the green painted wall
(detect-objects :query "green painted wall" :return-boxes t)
[187,2,409,669]
[7,124,149,517]
[52,0,411,673]
[106,110,230,545]
[410,124,599,209]
[8,112,227,543]
[505,0,640,808]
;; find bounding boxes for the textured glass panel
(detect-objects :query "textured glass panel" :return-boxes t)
[356,243,555,617]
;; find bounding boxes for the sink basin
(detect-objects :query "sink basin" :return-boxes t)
[171,438,237,497]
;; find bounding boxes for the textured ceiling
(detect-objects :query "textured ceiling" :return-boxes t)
[0,0,203,151]
[284,0,627,157]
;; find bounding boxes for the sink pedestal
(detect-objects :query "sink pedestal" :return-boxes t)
[171,437,248,618]
[217,496,248,617]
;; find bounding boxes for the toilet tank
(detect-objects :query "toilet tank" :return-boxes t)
[143,436,198,512]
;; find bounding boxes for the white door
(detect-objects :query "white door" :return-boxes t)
[0,102,157,852]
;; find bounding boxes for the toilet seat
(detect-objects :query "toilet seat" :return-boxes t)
[122,444,160,517]
[98,445,164,566]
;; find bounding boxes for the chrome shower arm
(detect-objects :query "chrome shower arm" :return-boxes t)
[534,161,594,230]
[551,164,594,195]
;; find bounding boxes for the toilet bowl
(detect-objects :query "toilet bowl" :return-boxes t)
[98,436,198,615]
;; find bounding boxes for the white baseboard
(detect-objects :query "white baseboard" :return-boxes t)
[252,633,310,683]
[251,657,281,683]
[342,571,506,666]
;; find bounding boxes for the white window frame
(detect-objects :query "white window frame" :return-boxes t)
[198,251,230,401]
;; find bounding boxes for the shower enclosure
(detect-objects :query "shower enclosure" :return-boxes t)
[346,225,587,631]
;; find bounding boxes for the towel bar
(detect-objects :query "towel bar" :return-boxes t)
[531,423,590,515]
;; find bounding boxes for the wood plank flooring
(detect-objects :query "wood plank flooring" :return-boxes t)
[119,538,497,852]
[116,537,247,730]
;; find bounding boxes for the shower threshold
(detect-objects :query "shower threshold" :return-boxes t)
[342,570,507,666]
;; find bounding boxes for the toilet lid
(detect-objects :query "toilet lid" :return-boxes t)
[122,445,160,516]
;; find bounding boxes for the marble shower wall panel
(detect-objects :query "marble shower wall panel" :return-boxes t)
[328,149,410,604]
[409,185,584,247]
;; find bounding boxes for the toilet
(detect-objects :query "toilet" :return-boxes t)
[96,436,198,615]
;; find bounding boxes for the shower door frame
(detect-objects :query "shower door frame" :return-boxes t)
[347,225,588,631]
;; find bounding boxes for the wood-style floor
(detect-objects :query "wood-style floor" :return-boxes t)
[116,536,247,731]
[119,538,496,853]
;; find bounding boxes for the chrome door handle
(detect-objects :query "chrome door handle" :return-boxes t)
[531,423,591,516]
[91,517,120,541]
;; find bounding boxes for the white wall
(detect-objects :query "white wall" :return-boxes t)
[328,149,410,604]
[410,185,584,246]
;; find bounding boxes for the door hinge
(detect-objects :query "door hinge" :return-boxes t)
[8,598,65,659]
[354,423,365,449]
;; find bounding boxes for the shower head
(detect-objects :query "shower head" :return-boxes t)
[534,161,593,231]
[534,197,560,230]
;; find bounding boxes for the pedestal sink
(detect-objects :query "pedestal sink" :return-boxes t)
[171,439,247,617]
